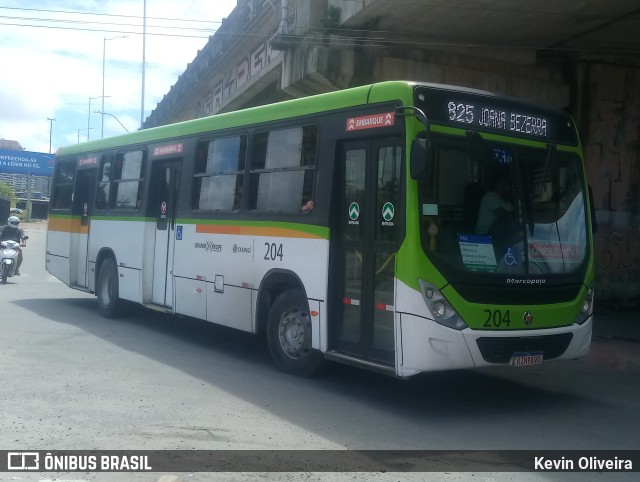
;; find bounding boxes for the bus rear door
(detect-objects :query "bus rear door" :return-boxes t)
[149,159,182,307]
[329,139,402,369]
[69,167,96,289]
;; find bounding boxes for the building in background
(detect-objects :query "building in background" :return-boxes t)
[144,0,640,303]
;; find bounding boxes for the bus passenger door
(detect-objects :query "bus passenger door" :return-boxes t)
[329,139,402,367]
[69,168,96,288]
[149,159,182,307]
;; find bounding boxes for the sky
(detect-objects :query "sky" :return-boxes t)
[0,0,237,154]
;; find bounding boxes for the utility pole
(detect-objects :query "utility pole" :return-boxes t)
[141,0,147,129]
[47,117,55,153]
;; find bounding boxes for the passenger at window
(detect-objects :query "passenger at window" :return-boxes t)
[300,200,314,213]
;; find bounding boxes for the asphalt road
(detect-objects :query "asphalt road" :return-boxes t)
[1,221,638,482]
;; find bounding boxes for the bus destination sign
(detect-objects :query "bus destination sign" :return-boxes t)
[445,100,548,137]
[415,87,578,144]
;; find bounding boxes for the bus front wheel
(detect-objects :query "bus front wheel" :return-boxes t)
[97,258,121,318]
[266,289,323,377]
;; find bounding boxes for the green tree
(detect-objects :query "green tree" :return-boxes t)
[0,180,15,199]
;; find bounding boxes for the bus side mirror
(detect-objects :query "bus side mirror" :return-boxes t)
[410,138,431,180]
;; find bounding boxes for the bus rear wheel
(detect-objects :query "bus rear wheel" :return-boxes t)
[97,258,121,318]
[266,289,323,377]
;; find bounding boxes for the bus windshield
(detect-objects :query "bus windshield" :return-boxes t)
[418,133,588,277]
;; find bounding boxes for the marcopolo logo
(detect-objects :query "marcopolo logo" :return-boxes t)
[195,240,222,253]
[507,278,546,285]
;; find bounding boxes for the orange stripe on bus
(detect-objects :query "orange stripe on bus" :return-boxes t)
[195,224,322,239]
[48,217,89,234]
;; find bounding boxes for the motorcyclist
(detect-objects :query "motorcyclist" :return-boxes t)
[0,216,27,275]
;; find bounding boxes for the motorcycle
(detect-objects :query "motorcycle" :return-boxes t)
[1,236,27,284]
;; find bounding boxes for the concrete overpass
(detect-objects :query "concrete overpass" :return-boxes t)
[144,0,640,303]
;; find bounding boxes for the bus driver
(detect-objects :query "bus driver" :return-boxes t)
[475,173,514,236]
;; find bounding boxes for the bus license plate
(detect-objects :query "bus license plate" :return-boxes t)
[511,352,543,367]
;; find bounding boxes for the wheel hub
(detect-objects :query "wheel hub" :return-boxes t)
[278,308,309,359]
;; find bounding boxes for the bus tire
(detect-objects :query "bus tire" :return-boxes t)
[266,289,323,377]
[97,258,121,318]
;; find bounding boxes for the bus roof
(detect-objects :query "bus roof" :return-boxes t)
[56,81,417,158]
[56,80,576,158]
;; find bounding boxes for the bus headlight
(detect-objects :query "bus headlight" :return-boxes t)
[419,279,468,330]
[575,286,594,325]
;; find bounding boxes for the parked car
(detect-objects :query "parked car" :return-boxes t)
[10,208,23,214]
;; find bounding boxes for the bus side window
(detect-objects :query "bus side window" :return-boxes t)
[112,150,146,211]
[95,155,113,211]
[192,135,246,211]
[51,159,76,210]
[248,125,317,213]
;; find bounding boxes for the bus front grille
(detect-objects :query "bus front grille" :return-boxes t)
[476,333,574,364]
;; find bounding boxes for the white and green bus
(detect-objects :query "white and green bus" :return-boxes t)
[46,81,595,377]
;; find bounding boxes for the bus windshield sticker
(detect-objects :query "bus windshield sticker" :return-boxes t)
[422,203,438,216]
[529,242,581,262]
[494,148,513,165]
[458,233,497,272]
[153,143,184,157]
[502,246,521,267]
[346,112,395,132]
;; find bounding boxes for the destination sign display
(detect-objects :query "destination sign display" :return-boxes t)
[414,86,578,145]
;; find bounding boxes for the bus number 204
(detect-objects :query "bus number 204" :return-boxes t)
[264,242,284,261]
[483,309,511,328]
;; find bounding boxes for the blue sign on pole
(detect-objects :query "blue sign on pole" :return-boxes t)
[0,149,55,176]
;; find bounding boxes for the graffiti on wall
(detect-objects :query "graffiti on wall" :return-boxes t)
[594,230,640,272]
[193,35,283,120]
[594,229,640,300]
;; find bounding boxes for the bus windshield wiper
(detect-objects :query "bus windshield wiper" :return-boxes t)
[466,130,491,152]
[537,142,556,200]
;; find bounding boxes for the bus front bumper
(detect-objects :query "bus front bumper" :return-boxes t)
[398,313,592,377]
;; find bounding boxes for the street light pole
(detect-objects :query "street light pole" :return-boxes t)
[95,111,129,133]
[46,117,55,154]
[78,128,93,143]
[102,35,127,139]
[88,96,109,142]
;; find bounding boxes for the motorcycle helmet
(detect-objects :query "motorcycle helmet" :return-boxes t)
[8,216,20,226]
